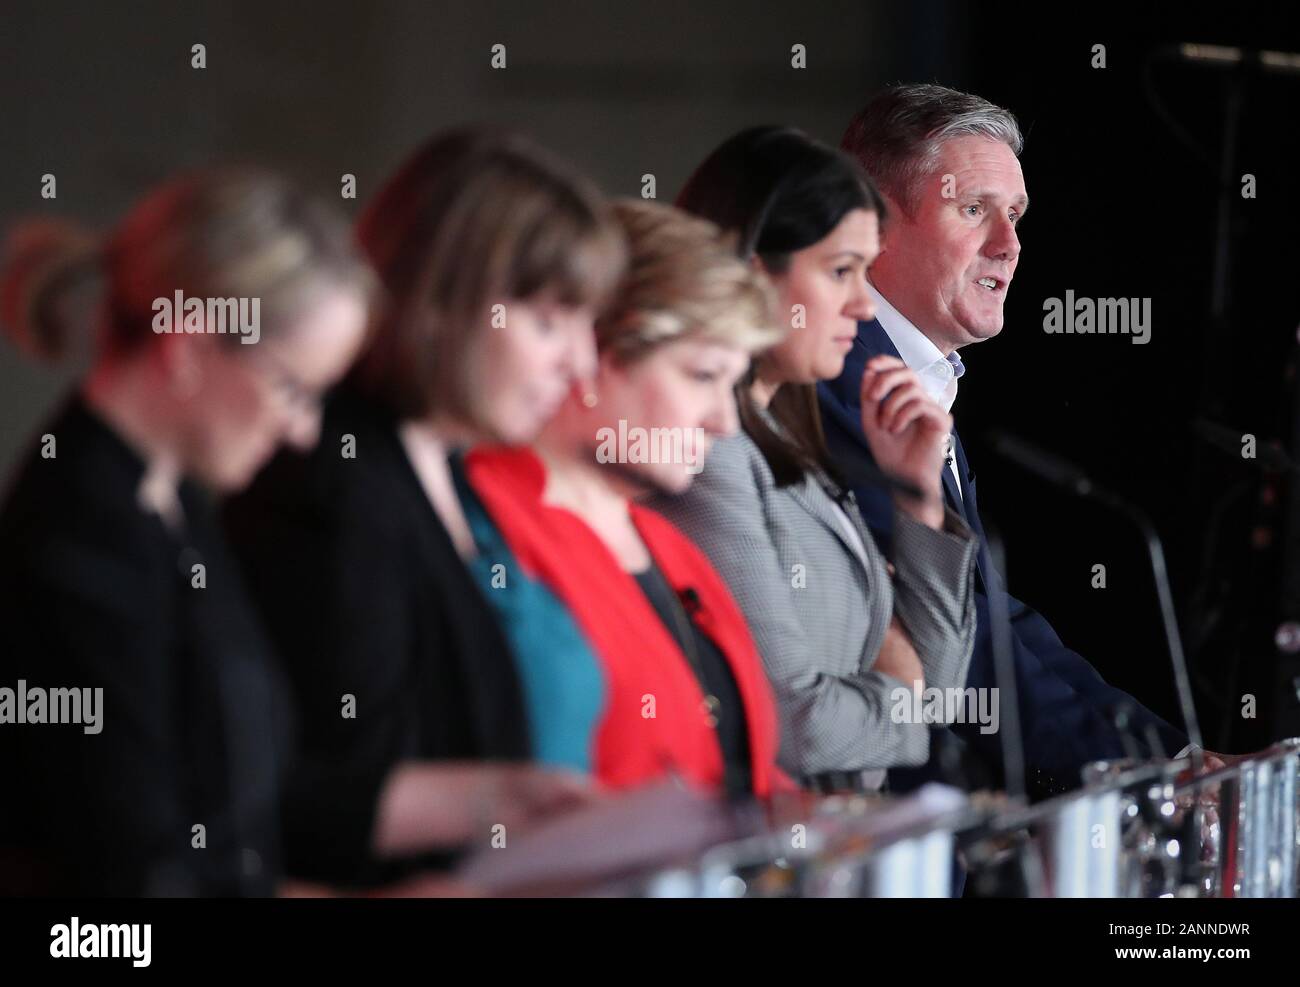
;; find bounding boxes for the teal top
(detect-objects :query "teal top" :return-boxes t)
[453,458,606,773]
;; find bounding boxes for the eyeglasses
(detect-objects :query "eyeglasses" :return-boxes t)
[243,346,323,417]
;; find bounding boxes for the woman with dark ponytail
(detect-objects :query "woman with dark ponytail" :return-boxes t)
[653,127,979,792]
[0,171,373,895]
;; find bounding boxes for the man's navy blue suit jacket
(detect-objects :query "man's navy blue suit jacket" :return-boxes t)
[818,319,1189,797]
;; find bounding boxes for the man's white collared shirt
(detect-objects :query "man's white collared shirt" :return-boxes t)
[864,279,964,497]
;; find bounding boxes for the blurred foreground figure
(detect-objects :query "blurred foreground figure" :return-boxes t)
[0,170,372,894]
[225,129,626,888]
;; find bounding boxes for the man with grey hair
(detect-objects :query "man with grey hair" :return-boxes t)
[820,83,1217,799]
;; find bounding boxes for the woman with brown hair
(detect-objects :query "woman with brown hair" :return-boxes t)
[223,129,627,888]
[0,169,373,895]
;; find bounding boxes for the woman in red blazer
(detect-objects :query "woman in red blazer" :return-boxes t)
[467,200,791,797]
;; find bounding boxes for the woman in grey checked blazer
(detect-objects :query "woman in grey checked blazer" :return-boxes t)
[652,127,978,787]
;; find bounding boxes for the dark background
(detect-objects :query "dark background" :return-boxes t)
[3,1,1298,751]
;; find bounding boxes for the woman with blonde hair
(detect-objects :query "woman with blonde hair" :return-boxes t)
[0,169,373,895]
[467,199,791,797]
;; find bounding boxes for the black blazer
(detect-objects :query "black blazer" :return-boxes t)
[223,389,529,886]
[819,318,1188,798]
[0,396,288,896]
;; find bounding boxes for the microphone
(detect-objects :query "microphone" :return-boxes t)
[981,520,1027,803]
[1150,43,1300,76]
[986,430,1206,775]
[1193,417,1300,473]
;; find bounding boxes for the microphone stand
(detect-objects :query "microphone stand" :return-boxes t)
[987,431,1205,769]
[989,432,1209,892]
[980,521,1026,803]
